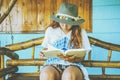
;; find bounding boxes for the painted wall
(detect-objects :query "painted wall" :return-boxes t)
[88,0,120,75]
[0,0,120,75]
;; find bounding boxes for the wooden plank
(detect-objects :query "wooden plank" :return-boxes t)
[83,0,92,32]
[6,59,120,68]
[89,36,120,51]
[44,0,51,29]
[16,0,23,32]
[89,0,92,32]
[56,0,64,12]
[37,0,45,30]
[31,0,38,30]
[77,0,84,18]
[22,0,29,32]
[22,0,28,24]
[27,0,32,25]
[51,0,57,15]
[0,0,92,32]
[82,61,120,68]
[6,37,44,51]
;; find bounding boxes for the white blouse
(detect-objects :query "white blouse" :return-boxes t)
[42,27,91,53]
[41,27,91,80]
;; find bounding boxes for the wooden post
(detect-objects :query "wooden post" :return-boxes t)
[0,55,1,69]
[0,55,5,80]
[1,55,4,70]
[108,50,112,62]
[37,66,40,72]
[32,46,35,59]
[102,67,105,77]
[88,50,91,61]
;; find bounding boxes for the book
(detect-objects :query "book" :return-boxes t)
[43,48,86,59]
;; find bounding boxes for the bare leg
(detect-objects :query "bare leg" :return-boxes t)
[61,66,84,80]
[40,66,61,80]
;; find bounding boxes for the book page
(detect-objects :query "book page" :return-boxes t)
[65,49,86,58]
[44,48,86,58]
[44,49,64,58]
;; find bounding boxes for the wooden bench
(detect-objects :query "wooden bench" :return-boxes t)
[0,36,120,80]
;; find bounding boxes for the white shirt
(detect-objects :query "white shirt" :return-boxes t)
[42,27,91,53]
[41,27,91,80]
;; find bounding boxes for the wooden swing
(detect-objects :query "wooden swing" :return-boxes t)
[0,0,120,80]
[0,36,120,80]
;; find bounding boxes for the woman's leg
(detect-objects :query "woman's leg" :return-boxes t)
[40,66,61,80]
[61,66,84,80]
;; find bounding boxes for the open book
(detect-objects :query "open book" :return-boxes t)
[44,48,86,58]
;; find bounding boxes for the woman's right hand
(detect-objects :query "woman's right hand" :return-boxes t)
[39,48,48,58]
[39,51,45,57]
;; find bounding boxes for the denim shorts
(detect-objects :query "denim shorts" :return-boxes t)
[43,64,83,75]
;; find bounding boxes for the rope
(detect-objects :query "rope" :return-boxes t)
[9,15,14,44]
[6,0,14,44]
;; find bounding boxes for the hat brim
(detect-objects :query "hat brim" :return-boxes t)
[50,15,85,25]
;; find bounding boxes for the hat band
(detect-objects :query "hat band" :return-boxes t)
[56,13,82,21]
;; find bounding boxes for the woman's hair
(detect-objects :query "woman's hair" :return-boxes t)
[47,21,82,48]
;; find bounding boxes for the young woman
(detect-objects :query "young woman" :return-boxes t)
[39,3,91,80]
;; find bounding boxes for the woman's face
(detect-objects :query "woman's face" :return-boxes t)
[59,23,72,31]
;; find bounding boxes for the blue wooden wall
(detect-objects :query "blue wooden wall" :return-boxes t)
[0,0,120,75]
[88,0,120,75]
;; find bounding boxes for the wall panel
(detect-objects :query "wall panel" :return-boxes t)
[0,0,92,33]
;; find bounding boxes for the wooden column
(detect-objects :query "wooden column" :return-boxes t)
[107,50,112,61]
[0,55,5,80]
[32,46,35,59]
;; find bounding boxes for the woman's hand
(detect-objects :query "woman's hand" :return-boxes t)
[57,53,84,62]
[39,48,48,58]
[57,53,76,62]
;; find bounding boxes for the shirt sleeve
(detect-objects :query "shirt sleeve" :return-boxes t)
[81,29,91,53]
[41,27,51,48]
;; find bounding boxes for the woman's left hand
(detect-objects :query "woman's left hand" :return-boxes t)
[57,53,76,62]
[57,53,84,62]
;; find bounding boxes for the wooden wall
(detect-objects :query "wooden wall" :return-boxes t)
[0,0,92,33]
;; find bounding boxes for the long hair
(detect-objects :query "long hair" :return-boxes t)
[47,21,82,48]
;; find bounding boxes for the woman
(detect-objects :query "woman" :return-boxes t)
[39,3,91,80]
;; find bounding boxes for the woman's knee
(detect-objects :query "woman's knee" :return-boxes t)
[62,66,83,80]
[40,66,60,80]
